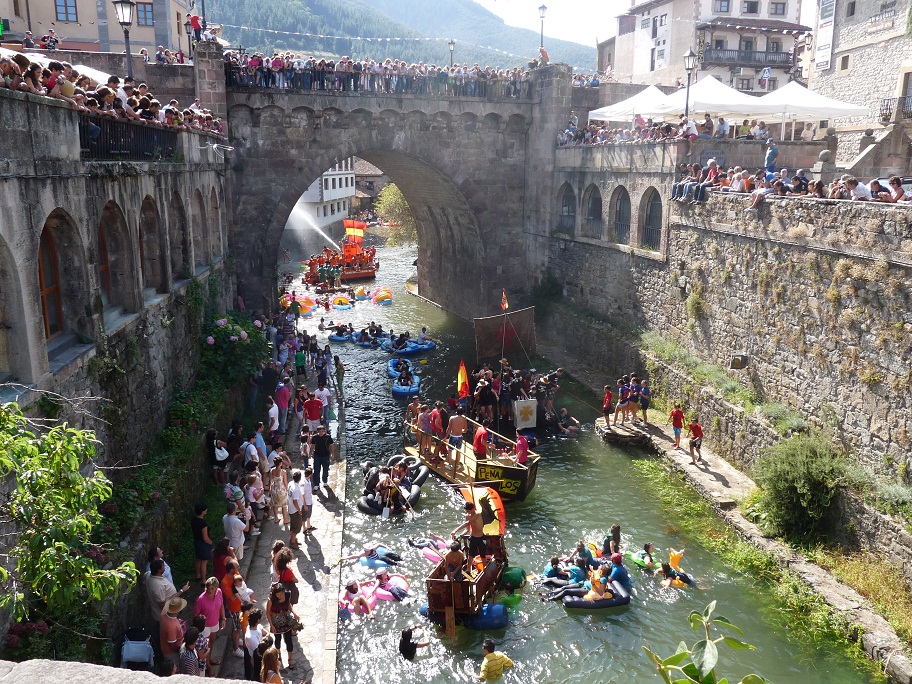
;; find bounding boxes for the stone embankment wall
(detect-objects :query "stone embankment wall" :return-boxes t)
[542,191,912,476]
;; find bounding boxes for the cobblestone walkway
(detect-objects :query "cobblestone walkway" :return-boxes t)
[214,375,346,684]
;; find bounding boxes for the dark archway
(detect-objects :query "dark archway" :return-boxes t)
[609,186,631,245]
[37,208,93,344]
[97,200,142,314]
[209,187,222,260]
[140,195,167,294]
[581,185,603,239]
[557,183,576,235]
[168,193,190,282]
[0,233,31,381]
[641,187,663,251]
[192,189,209,271]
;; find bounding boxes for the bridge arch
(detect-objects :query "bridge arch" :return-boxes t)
[191,189,209,272]
[0,232,31,381]
[168,193,191,282]
[97,200,142,314]
[140,195,167,294]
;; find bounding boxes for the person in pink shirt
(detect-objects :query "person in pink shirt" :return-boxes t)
[194,577,225,665]
[512,433,529,465]
[274,377,291,435]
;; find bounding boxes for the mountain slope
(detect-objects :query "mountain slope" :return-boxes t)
[365,0,596,69]
[207,0,595,70]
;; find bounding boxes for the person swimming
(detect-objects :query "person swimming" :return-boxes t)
[636,542,656,569]
[656,561,694,587]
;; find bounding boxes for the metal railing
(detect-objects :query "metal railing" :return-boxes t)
[79,115,179,161]
[614,221,630,245]
[557,213,575,233]
[642,222,662,251]
[702,48,791,66]
[224,64,535,100]
[581,217,603,239]
[880,95,912,122]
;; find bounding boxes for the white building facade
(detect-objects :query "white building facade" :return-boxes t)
[290,158,357,231]
[613,0,809,94]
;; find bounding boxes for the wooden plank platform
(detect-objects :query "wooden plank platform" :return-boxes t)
[594,417,652,447]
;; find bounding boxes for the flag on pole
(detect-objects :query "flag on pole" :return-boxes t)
[501,289,509,311]
[457,360,470,399]
[343,219,365,243]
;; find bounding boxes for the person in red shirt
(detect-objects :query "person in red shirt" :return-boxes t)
[601,384,614,423]
[669,403,685,450]
[303,392,324,432]
[687,418,704,464]
[472,419,491,460]
[187,13,202,41]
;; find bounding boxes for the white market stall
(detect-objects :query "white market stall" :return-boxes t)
[643,75,761,118]
[587,85,670,123]
[752,81,871,139]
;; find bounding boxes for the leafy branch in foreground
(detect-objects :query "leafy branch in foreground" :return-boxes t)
[644,601,767,684]
[0,402,137,622]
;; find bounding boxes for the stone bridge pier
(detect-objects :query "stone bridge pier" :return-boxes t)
[207,44,571,318]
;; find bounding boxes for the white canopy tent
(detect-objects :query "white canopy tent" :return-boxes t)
[587,85,669,123]
[752,81,871,138]
[640,75,761,118]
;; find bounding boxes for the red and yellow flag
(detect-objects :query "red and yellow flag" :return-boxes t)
[343,219,366,243]
[457,360,470,398]
[501,289,509,311]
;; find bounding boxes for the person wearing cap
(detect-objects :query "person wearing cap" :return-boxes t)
[607,552,632,588]
[160,595,187,674]
[310,423,334,487]
[22,31,35,49]
[765,138,779,172]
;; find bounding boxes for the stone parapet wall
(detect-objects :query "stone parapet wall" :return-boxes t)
[543,191,912,472]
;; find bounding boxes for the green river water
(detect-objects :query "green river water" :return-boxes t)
[285,237,876,684]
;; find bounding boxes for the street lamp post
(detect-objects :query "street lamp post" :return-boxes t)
[184,19,193,57]
[683,48,698,121]
[112,0,136,80]
[448,38,455,68]
[538,4,547,49]
[201,0,207,31]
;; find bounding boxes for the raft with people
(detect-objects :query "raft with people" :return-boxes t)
[387,358,414,378]
[392,373,421,398]
[356,456,429,516]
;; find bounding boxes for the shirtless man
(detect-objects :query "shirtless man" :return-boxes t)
[443,541,466,580]
[445,406,468,471]
[452,502,487,560]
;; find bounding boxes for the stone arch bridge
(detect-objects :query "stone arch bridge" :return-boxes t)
[208,49,570,319]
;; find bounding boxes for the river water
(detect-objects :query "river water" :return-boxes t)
[286,236,874,683]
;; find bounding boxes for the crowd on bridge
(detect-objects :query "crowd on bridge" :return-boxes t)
[222,51,537,99]
[0,48,224,136]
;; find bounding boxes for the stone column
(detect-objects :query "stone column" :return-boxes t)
[193,41,228,121]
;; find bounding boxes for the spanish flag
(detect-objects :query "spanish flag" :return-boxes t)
[343,219,365,243]
[501,289,509,311]
[457,360,470,399]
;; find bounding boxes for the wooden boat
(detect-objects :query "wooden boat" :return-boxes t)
[402,416,540,501]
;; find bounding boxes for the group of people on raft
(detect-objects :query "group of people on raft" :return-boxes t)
[540,526,694,603]
[302,246,377,287]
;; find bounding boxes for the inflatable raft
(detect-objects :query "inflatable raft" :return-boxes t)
[562,580,631,610]
[392,375,421,397]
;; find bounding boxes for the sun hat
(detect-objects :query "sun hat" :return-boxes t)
[166,596,187,614]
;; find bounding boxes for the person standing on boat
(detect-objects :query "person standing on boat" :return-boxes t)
[445,406,468,471]
[452,501,487,560]
[472,418,491,462]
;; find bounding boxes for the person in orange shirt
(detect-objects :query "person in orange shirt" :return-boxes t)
[221,561,244,657]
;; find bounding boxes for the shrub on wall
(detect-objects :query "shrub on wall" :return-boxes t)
[754,435,847,540]
[200,312,269,387]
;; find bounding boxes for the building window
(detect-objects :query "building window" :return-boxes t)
[332,178,336,189]
[737,77,753,90]
[742,0,759,13]
[770,1,786,13]
[641,191,662,251]
[715,0,730,10]
[768,39,781,52]
[612,187,631,245]
[323,206,327,217]
[840,54,850,70]
[641,18,650,28]
[659,13,667,25]
[323,178,329,190]
[557,184,576,233]
[657,49,665,60]
[39,230,64,339]
[846,1,855,15]
[136,2,154,25]
[55,0,77,21]
[714,38,726,49]
[766,77,778,90]
[13,0,21,16]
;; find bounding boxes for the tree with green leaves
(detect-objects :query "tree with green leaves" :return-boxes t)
[644,601,767,684]
[375,183,418,245]
[0,401,138,623]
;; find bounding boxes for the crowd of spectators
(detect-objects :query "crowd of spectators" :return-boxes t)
[558,111,817,148]
[0,51,223,134]
[669,159,912,210]
[222,51,537,99]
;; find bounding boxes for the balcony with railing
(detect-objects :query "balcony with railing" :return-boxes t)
[879,95,912,123]
[557,213,576,233]
[702,48,791,67]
